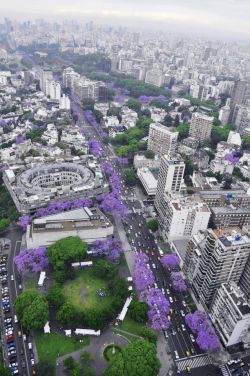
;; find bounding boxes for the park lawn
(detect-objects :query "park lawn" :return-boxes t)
[23,275,37,291]
[35,333,89,375]
[119,317,146,336]
[63,269,113,312]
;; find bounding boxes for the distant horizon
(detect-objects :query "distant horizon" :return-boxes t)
[0,0,250,42]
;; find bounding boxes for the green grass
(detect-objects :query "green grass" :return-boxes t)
[23,276,37,291]
[103,344,121,361]
[119,317,145,336]
[63,270,113,313]
[35,333,89,375]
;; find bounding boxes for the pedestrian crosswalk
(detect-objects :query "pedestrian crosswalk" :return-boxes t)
[220,365,231,376]
[176,354,212,371]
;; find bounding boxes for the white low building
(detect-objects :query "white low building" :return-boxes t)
[210,282,250,347]
[137,168,158,196]
[26,207,114,248]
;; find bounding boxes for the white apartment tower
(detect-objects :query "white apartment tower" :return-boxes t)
[46,80,61,100]
[210,282,250,347]
[183,228,250,309]
[160,193,210,241]
[147,123,178,157]
[39,68,53,93]
[189,112,213,143]
[155,155,185,230]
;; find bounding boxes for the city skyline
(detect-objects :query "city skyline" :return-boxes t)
[0,0,250,40]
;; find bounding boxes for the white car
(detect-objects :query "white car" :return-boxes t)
[182,300,187,307]
[31,358,35,366]
[180,310,185,317]
[11,275,14,281]
[161,288,165,294]
[181,324,186,331]
[14,315,18,323]
[169,296,173,303]
[190,334,195,343]
[28,342,32,350]
[174,350,179,359]
[166,289,170,295]
[152,263,156,269]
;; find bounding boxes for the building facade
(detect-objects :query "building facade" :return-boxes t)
[189,112,213,144]
[147,123,178,157]
[210,282,250,347]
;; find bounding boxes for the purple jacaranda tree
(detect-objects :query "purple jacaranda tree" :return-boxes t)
[102,160,114,177]
[161,254,180,270]
[170,272,187,292]
[224,150,241,166]
[132,253,155,291]
[16,134,26,145]
[141,287,170,331]
[196,330,220,352]
[14,247,49,274]
[185,310,219,352]
[19,215,32,231]
[97,193,127,219]
[90,236,122,262]
[88,139,102,157]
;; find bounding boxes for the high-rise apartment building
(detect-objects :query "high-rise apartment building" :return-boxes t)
[230,81,249,122]
[158,193,210,240]
[183,227,250,308]
[147,123,178,157]
[155,155,185,228]
[189,112,213,143]
[145,69,164,87]
[39,68,53,93]
[45,79,61,100]
[210,282,250,347]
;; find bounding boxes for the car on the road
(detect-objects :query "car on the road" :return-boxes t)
[8,350,16,356]
[4,317,12,323]
[18,331,22,338]
[174,350,179,359]
[166,288,170,294]
[28,342,32,350]
[182,300,187,307]
[190,334,195,342]
[186,350,190,357]
[171,328,176,335]
[169,296,173,303]
[14,315,18,323]
[9,362,18,368]
[181,324,186,331]
[11,275,14,281]
[164,331,168,339]
[180,310,185,317]
[152,263,156,269]
[31,358,35,366]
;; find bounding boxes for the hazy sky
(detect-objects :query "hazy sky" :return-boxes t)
[1,0,250,39]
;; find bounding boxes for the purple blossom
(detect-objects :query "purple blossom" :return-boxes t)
[161,254,180,270]
[16,134,26,145]
[170,272,187,292]
[14,247,49,274]
[19,215,32,231]
[102,160,114,176]
[185,310,219,352]
[88,139,102,157]
[224,150,241,166]
[90,236,122,262]
[97,193,127,219]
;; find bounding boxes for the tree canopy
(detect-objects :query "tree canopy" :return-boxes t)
[128,299,149,323]
[103,339,160,376]
[147,219,158,232]
[123,168,137,186]
[47,236,87,271]
[15,291,49,330]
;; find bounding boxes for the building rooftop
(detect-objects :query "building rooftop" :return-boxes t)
[224,283,250,316]
[212,228,250,248]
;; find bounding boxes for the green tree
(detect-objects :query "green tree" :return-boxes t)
[128,299,148,323]
[123,168,137,186]
[139,327,157,345]
[0,218,10,231]
[163,114,173,127]
[47,286,65,308]
[176,123,190,141]
[103,339,160,376]
[126,99,141,114]
[144,150,155,159]
[127,128,144,142]
[92,260,117,280]
[70,364,83,376]
[93,109,103,123]
[35,361,54,376]
[15,291,49,330]
[64,356,75,370]
[0,363,12,376]
[173,115,180,127]
[147,219,158,232]
[47,236,87,271]
[243,136,250,151]
[56,302,77,325]
[211,125,233,148]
